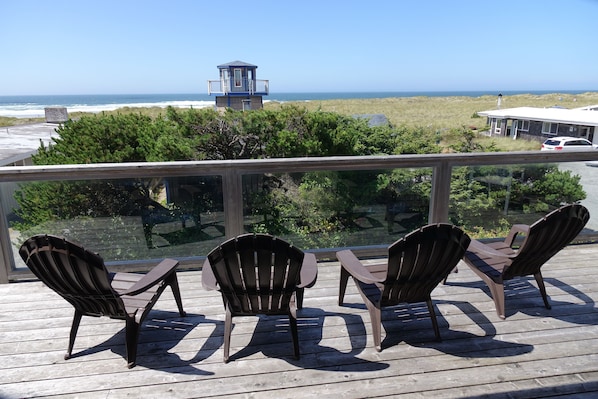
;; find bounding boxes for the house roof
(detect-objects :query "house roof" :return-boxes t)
[217,60,258,69]
[478,106,598,126]
[574,104,598,111]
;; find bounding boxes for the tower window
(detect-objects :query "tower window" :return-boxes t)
[234,69,242,87]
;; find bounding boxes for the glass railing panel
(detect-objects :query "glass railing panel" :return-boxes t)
[558,160,598,233]
[4,175,224,270]
[448,161,596,239]
[242,168,433,249]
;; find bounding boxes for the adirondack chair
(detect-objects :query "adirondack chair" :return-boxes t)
[336,223,470,351]
[454,203,590,319]
[19,234,186,368]
[202,233,318,362]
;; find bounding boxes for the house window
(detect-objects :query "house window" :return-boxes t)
[542,122,558,135]
[493,118,503,134]
[517,120,530,131]
[234,69,242,87]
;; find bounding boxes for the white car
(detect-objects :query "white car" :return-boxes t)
[541,136,597,151]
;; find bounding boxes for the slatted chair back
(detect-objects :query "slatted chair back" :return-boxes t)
[207,233,305,315]
[503,204,589,280]
[382,223,471,306]
[19,235,126,318]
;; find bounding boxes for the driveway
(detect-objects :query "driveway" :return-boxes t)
[559,161,598,231]
[0,123,59,165]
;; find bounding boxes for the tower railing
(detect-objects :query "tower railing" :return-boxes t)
[208,79,269,95]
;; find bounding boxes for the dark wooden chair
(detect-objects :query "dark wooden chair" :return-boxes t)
[337,223,470,351]
[202,233,318,362]
[452,203,590,319]
[19,234,186,368]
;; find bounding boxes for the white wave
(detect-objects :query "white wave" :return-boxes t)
[0,100,214,119]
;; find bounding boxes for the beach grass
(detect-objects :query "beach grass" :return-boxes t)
[264,92,598,130]
[0,116,45,126]
[96,91,598,134]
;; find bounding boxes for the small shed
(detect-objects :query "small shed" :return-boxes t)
[44,107,68,123]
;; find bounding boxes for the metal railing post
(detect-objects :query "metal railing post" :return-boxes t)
[428,160,452,224]
[0,197,13,283]
[222,168,244,238]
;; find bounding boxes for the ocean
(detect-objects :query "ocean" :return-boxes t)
[0,90,592,119]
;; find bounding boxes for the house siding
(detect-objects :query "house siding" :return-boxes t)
[512,121,596,143]
[215,96,263,111]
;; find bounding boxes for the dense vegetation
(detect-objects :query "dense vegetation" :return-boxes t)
[14,106,585,250]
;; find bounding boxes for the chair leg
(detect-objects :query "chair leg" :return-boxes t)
[65,310,83,360]
[125,318,141,368]
[365,304,382,352]
[466,262,508,319]
[487,281,506,320]
[167,273,186,317]
[339,266,350,306]
[223,305,232,363]
[356,284,384,351]
[426,299,442,341]
[534,271,552,310]
[289,307,300,360]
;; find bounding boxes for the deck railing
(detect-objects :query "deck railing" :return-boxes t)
[2,150,598,283]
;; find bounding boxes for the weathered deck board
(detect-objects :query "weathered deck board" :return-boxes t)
[1,244,598,398]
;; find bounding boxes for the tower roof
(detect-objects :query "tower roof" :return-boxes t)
[217,60,258,69]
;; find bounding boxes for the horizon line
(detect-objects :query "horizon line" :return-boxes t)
[2,89,598,97]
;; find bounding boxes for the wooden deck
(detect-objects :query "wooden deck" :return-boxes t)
[1,243,598,398]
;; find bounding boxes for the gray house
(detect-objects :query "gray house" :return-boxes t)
[478,106,598,144]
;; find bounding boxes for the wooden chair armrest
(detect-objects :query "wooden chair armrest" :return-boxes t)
[504,224,530,247]
[298,252,318,288]
[201,258,219,290]
[467,239,518,259]
[336,249,385,284]
[118,258,179,296]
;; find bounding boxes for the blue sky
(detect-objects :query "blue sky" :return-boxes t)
[1,0,597,95]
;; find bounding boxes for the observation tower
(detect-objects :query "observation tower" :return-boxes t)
[207,60,269,111]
